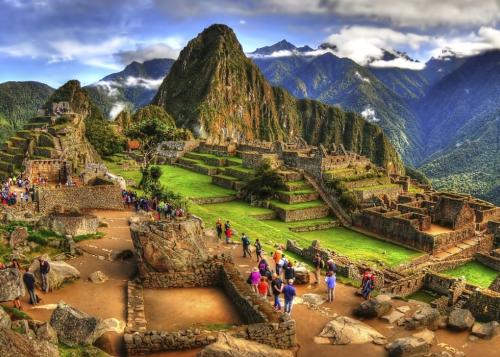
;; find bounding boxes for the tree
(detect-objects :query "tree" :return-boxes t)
[244,160,286,200]
[125,116,180,169]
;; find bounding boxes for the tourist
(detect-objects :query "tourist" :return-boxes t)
[38,257,50,293]
[313,253,323,284]
[284,261,295,282]
[249,267,261,294]
[254,239,263,262]
[271,273,283,312]
[22,268,37,305]
[258,258,268,275]
[283,279,296,315]
[326,258,336,273]
[10,258,21,270]
[272,249,282,274]
[224,221,232,244]
[215,218,223,240]
[257,276,269,298]
[241,233,252,258]
[325,271,336,303]
[278,254,288,277]
[361,268,375,300]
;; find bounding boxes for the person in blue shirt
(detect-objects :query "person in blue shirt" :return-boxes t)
[283,279,296,315]
[325,271,336,303]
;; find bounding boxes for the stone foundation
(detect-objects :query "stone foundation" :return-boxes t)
[475,253,500,271]
[271,204,330,222]
[39,212,99,236]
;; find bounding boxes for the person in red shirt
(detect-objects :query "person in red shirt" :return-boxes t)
[257,277,269,298]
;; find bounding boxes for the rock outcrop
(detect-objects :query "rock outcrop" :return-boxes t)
[0,327,60,357]
[0,268,25,302]
[130,217,207,272]
[386,336,430,357]
[353,295,392,318]
[405,306,441,331]
[293,264,310,284]
[88,271,109,284]
[471,321,499,339]
[9,226,29,248]
[29,258,80,290]
[316,316,385,345]
[50,302,102,346]
[197,333,294,357]
[447,309,475,331]
[0,307,11,329]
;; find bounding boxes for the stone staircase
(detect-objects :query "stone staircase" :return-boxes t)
[303,172,352,227]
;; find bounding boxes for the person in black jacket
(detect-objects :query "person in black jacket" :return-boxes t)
[38,258,50,293]
[22,268,37,305]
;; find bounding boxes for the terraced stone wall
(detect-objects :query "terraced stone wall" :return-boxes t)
[468,289,500,322]
[272,205,330,222]
[37,184,123,214]
[476,253,500,271]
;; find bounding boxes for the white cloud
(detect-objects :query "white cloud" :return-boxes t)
[109,101,128,120]
[430,26,500,58]
[91,80,121,98]
[248,48,336,58]
[113,38,183,64]
[361,106,380,123]
[123,76,163,90]
[370,58,426,70]
[239,19,246,25]
[325,26,429,66]
[354,71,371,83]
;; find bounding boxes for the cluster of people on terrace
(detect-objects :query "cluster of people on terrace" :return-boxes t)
[122,190,186,218]
[1,175,36,205]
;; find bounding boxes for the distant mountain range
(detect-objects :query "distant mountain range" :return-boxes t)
[0,37,497,203]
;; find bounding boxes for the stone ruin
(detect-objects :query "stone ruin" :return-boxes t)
[126,216,297,355]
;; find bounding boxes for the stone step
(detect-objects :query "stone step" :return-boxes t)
[278,170,303,181]
[284,180,311,192]
[269,201,330,222]
[277,190,320,204]
[221,166,254,181]
[211,174,244,191]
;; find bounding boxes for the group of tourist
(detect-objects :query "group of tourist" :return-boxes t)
[1,176,36,205]
[122,190,186,218]
[0,257,51,310]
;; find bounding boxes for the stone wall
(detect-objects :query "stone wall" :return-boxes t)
[354,185,401,202]
[424,273,465,306]
[271,205,330,222]
[26,159,67,183]
[475,253,500,271]
[37,185,123,214]
[157,140,199,162]
[39,212,98,236]
[468,289,500,322]
[381,273,425,296]
[240,151,280,170]
[278,191,319,204]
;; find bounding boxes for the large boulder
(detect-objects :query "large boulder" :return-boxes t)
[198,333,294,357]
[0,268,25,302]
[130,217,207,272]
[316,316,386,345]
[0,307,11,329]
[354,295,392,318]
[50,302,102,346]
[29,258,80,290]
[471,321,499,339]
[294,263,310,284]
[0,327,59,357]
[405,306,441,331]
[88,271,109,284]
[28,320,59,344]
[386,336,430,357]
[447,309,475,331]
[9,226,29,248]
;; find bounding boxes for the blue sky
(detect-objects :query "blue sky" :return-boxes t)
[1,0,499,88]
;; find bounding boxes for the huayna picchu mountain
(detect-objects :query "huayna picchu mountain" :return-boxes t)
[153,24,404,174]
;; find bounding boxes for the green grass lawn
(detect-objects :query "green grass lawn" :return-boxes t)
[443,261,498,288]
[191,201,421,268]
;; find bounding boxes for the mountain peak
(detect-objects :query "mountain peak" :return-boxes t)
[251,39,297,55]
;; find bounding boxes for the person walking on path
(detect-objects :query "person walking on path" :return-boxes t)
[272,249,282,274]
[249,267,261,294]
[325,271,336,303]
[216,218,223,241]
[361,268,375,300]
[278,254,288,278]
[257,277,269,298]
[38,258,50,293]
[23,268,37,305]
[284,262,295,282]
[313,253,323,284]
[254,239,263,262]
[241,233,252,258]
[326,258,336,274]
[258,258,268,275]
[271,273,283,312]
[224,221,232,244]
[283,279,296,315]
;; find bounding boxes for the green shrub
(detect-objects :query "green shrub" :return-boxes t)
[244,161,285,199]
[339,191,358,211]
